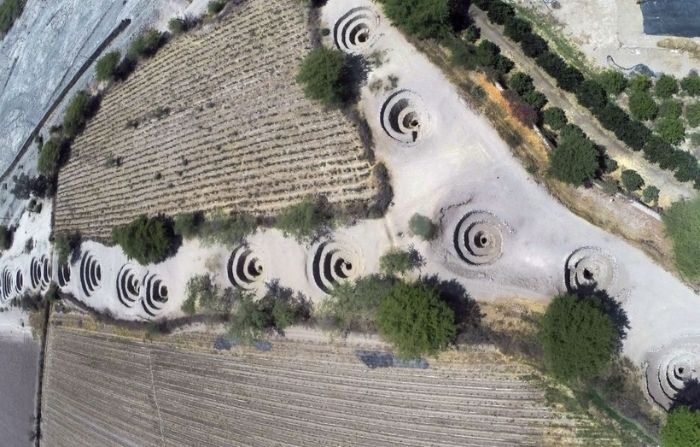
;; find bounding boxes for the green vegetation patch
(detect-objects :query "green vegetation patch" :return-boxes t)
[0,0,24,35]
[663,197,700,280]
[112,215,180,264]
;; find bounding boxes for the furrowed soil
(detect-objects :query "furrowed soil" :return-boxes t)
[54,0,377,240]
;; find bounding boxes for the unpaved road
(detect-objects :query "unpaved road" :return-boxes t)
[472,6,695,206]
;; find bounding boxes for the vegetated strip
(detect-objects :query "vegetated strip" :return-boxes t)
[0,19,131,187]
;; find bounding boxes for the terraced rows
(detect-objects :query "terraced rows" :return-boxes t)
[54,0,376,239]
[42,325,611,446]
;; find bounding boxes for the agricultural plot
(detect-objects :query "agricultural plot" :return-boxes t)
[54,0,377,240]
[41,323,617,447]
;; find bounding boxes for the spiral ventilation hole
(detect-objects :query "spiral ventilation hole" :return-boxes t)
[30,258,41,289]
[79,252,102,297]
[141,273,168,317]
[227,246,264,290]
[116,264,141,308]
[30,256,51,291]
[647,347,700,409]
[311,240,362,294]
[333,7,380,53]
[15,269,23,294]
[57,263,71,288]
[454,211,505,266]
[380,90,431,145]
[565,247,616,292]
[2,268,12,300]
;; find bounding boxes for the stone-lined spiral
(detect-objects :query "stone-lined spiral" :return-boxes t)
[646,342,700,409]
[310,240,362,293]
[14,269,23,294]
[30,256,51,290]
[116,264,141,308]
[565,247,616,292]
[380,90,431,145]
[141,273,168,317]
[2,268,12,300]
[57,263,71,288]
[454,211,504,265]
[79,252,102,297]
[227,246,264,290]
[333,7,380,53]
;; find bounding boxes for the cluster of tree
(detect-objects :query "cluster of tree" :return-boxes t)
[94,29,167,84]
[0,0,24,35]
[448,36,514,80]
[378,0,473,39]
[111,214,181,265]
[505,71,548,127]
[474,0,700,190]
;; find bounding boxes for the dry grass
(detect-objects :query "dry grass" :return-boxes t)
[54,0,376,240]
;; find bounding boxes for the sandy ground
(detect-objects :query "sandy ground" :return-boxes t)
[511,0,700,77]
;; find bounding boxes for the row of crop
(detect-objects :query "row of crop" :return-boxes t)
[473,0,700,190]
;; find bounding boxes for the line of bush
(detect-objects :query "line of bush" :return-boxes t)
[473,0,700,190]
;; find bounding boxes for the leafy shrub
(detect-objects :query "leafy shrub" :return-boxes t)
[621,169,644,192]
[505,90,539,127]
[275,196,332,241]
[657,117,686,145]
[535,51,583,92]
[182,274,234,315]
[37,138,63,177]
[63,91,98,138]
[541,294,618,381]
[129,29,165,58]
[409,213,438,240]
[207,0,226,15]
[377,281,456,358]
[0,225,13,250]
[597,69,627,96]
[628,90,658,121]
[111,215,180,264]
[198,212,257,246]
[548,124,599,186]
[681,71,700,96]
[0,0,24,34]
[508,72,534,96]
[686,103,700,128]
[296,47,351,107]
[628,75,652,92]
[655,74,679,98]
[520,32,548,58]
[543,107,567,130]
[486,1,514,25]
[379,0,450,39]
[95,51,121,82]
[322,275,395,333]
[575,80,608,111]
[663,197,700,280]
[173,211,205,239]
[463,24,480,42]
[661,406,700,447]
[642,185,660,204]
[503,16,531,42]
[168,17,187,34]
[380,248,422,275]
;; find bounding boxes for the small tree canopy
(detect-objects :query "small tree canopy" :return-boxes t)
[322,275,395,333]
[63,91,96,138]
[621,169,644,192]
[548,125,599,186]
[543,107,568,130]
[409,213,438,240]
[540,294,618,382]
[655,74,679,98]
[95,51,121,82]
[377,281,456,358]
[686,103,700,128]
[37,138,62,177]
[379,0,450,39]
[380,248,421,275]
[112,215,180,264]
[296,47,350,107]
[642,185,660,204]
[597,69,627,96]
[628,90,658,121]
[628,74,652,92]
[657,117,686,145]
[275,196,332,241]
[680,72,700,96]
[661,406,700,447]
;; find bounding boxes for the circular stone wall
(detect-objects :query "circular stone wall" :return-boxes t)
[453,211,505,265]
[79,252,102,297]
[309,239,363,294]
[646,338,700,409]
[333,7,380,53]
[141,273,168,317]
[380,90,432,145]
[227,246,265,290]
[565,247,616,293]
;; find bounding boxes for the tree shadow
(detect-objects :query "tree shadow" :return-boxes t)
[670,378,700,411]
[340,54,369,105]
[421,275,482,332]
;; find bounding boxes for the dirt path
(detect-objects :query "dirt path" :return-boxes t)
[471,6,695,207]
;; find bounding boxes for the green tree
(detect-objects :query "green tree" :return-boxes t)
[275,196,332,241]
[128,29,164,58]
[168,17,187,34]
[628,74,652,92]
[597,69,627,96]
[628,90,658,121]
[642,185,660,204]
[95,51,121,82]
[620,169,644,192]
[0,225,13,250]
[540,294,618,382]
[409,213,438,240]
[207,0,226,15]
[660,100,683,119]
[655,74,679,98]
[173,211,204,239]
[63,91,95,138]
[503,16,531,42]
[379,0,450,39]
[661,406,700,447]
[37,138,62,176]
[686,103,700,128]
[548,125,599,186]
[321,275,395,333]
[296,47,349,107]
[680,72,700,96]
[111,215,180,264]
[508,72,534,96]
[380,248,420,275]
[575,79,608,111]
[543,107,568,130]
[657,117,686,145]
[664,197,700,279]
[377,281,456,358]
[0,0,24,34]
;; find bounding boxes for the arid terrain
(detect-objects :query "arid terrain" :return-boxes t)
[54,0,377,240]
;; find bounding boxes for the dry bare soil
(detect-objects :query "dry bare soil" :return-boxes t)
[41,317,623,447]
[54,0,376,240]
